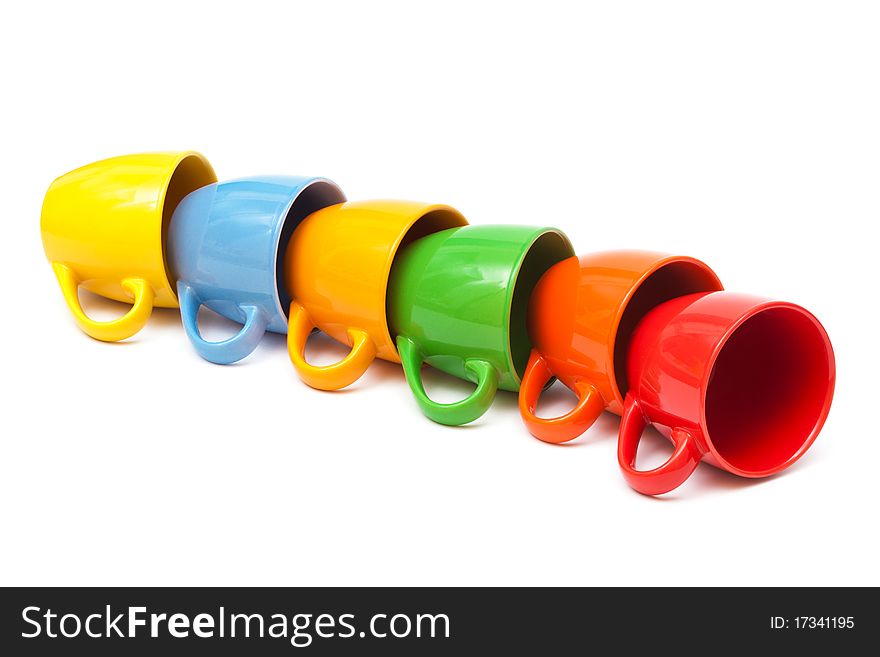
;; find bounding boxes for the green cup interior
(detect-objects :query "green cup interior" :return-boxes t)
[507,230,574,382]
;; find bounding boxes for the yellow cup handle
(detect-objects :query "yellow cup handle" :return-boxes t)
[287,301,377,391]
[52,262,155,342]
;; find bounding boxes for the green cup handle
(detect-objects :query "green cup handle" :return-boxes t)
[396,336,499,426]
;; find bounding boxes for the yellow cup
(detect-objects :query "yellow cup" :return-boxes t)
[284,200,468,390]
[40,152,217,341]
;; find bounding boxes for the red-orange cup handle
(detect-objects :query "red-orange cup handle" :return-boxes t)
[518,349,606,444]
[617,394,704,496]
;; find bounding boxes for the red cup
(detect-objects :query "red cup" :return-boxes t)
[618,291,835,496]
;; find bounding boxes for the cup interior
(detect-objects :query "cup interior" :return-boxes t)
[161,155,217,290]
[614,261,722,399]
[509,231,574,380]
[276,181,347,313]
[397,209,468,255]
[704,306,833,475]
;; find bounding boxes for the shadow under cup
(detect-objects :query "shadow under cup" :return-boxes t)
[704,306,834,476]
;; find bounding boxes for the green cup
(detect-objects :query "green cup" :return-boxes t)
[388,225,574,426]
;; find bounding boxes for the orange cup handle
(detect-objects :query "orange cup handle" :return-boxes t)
[617,394,705,496]
[518,349,605,443]
[287,301,377,391]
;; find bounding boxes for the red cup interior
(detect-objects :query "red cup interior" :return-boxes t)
[704,306,834,476]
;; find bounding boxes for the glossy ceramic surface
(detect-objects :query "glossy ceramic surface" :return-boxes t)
[388,224,574,426]
[520,251,723,444]
[619,291,836,496]
[284,199,468,390]
[40,151,217,341]
[168,175,345,365]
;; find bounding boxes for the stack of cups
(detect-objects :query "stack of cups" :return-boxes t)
[41,152,835,495]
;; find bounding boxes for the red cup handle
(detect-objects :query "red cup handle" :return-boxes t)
[617,394,704,495]
[518,349,605,444]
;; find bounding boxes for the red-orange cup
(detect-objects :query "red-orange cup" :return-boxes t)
[519,251,723,444]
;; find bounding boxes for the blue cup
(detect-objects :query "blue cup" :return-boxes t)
[167,175,346,364]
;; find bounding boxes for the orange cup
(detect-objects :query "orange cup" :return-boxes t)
[284,200,468,391]
[519,251,723,443]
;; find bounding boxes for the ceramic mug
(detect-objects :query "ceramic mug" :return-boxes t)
[519,251,724,444]
[618,291,835,496]
[388,225,574,426]
[167,175,345,364]
[284,200,468,390]
[40,151,217,341]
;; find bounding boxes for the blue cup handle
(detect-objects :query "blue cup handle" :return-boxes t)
[178,282,269,365]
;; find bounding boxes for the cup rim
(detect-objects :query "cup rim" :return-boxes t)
[270,178,347,319]
[697,299,836,477]
[605,254,723,407]
[158,151,217,299]
[505,227,575,385]
[379,203,470,358]
[267,177,346,326]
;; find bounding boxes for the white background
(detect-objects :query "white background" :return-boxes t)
[1,1,877,586]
